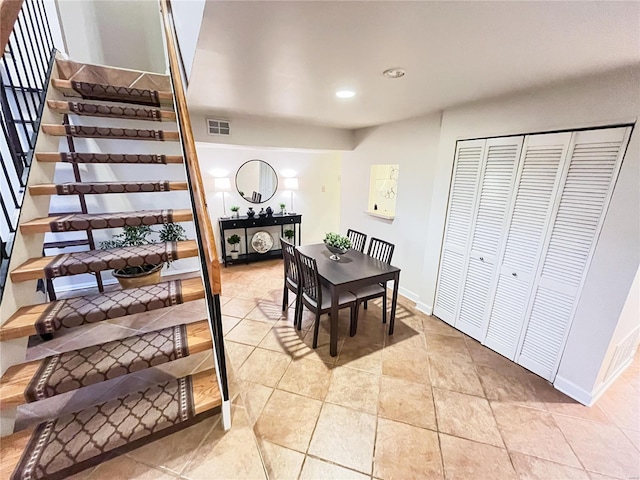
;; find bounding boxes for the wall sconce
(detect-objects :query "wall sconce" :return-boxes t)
[214,177,232,218]
[283,177,299,214]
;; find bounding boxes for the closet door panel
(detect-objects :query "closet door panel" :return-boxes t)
[517,127,631,381]
[455,137,523,338]
[434,140,485,324]
[484,133,571,358]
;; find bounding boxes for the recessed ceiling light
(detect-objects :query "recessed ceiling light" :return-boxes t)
[336,90,355,98]
[383,68,405,79]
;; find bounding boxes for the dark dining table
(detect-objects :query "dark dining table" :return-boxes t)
[297,243,401,357]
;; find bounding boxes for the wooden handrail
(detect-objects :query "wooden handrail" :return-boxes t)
[0,0,24,55]
[159,0,222,296]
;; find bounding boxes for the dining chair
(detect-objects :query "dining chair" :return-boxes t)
[350,237,395,335]
[281,237,302,327]
[294,249,358,348]
[346,229,367,253]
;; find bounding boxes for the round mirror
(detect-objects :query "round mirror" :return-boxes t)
[235,159,278,204]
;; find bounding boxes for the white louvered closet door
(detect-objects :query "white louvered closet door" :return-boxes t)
[516,127,632,381]
[482,133,571,359]
[434,140,485,325]
[455,136,523,339]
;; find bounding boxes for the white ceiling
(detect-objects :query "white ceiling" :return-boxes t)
[187,1,640,130]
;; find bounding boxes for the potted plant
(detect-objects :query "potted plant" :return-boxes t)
[230,205,240,218]
[323,232,352,261]
[227,234,241,260]
[283,228,295,242]
[279,202,286,215]
[100,223,187,288]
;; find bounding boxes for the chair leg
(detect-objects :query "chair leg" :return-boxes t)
[282,287,288,312]
[364,300,368,310]
[312,310,321,348]
[350,303,359,337]
[295,294,303,330]
[382,289,388,324]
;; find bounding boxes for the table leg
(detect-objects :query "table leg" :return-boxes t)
[389,272,400,335]
[330,284,339,356]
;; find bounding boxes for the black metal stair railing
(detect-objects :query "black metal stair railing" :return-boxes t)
[0,0,55,303]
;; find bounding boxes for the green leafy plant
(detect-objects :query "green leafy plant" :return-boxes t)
[100,223,187,275]
[283,229,295,241]
[279,202,286,210]
[324,232,351,250]
[227,234,241,251]
[230,205,240,212]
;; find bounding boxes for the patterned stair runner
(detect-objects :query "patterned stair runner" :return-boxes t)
[25,325,189,402]
[21,209,193,234]
[44,243,176,279]
[9,374,213,480]
[36,152,183,164]
[47,100,174,121]
[70,80,164,106]
[42,124,178,141]
[36,279,184,334]
[29,180,188,196]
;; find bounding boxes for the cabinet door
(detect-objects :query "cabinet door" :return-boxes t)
[516,127,631,381]
[455,136,523,339]
[434,140,485,324]
[482,132,571,359]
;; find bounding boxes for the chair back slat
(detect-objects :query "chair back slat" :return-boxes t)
[281,237,299,284]
[295,249,321,304]
[346,229,367,253]
[367,237,395,264]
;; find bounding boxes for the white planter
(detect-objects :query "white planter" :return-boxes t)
[230,251,239,260]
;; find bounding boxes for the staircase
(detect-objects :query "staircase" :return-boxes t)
[0,12,229,477]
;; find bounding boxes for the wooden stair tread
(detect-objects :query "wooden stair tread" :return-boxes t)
[51,78,174,106]
[47,100,177,121]
[36,152,184,163]
[20,209,193,234]
[10,240,199,282]
[0,277,205,341]
[0,369,220,479]
[0,320,212,409]
[29,181,188,195]
[42,124,180,141]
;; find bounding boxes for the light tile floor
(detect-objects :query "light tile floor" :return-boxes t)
[70,260,639,479]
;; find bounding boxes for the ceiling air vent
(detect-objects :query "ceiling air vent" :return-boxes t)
[207,118,231,136]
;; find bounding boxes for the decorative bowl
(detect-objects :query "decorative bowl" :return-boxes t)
[324,242,348,261]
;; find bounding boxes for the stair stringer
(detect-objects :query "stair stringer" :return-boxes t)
[0,62,68,436]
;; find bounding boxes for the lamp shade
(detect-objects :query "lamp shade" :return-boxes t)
[214,177,232,192]
[284,177,299,191]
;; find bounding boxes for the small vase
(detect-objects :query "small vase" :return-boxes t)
[258,208,267,218]
[247,207,255,218]
[266,206,273,217]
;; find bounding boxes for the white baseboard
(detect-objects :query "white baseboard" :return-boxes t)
[416,301,433,316]
[553,376,594,406]
[396,285,419,303]
[555,354,634,407]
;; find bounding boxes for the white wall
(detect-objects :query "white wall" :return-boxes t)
[340,113,442,301]
[190,111,354,151]
[171,0,206,80]
[56,0,166,73]
[417,66,639,398]
[196,143,342,258]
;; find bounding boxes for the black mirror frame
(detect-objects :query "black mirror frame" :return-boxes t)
[235,159,279,204]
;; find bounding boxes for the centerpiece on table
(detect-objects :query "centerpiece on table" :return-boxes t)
[323,232,352,261]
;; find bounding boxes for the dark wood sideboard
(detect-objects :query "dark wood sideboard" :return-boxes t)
[218,214,302,267]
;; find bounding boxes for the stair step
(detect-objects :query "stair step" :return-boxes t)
[29,181,188,196]
[0,277,204,340]
[0,369,220,479]
[0,320,211,408]
[42,239,90,249]
[47,100,177,122]
[42,124,179,141]
[36,152,183,164]
[51,78,174,107]
[10,240,198,282]
[21,209,193,234]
